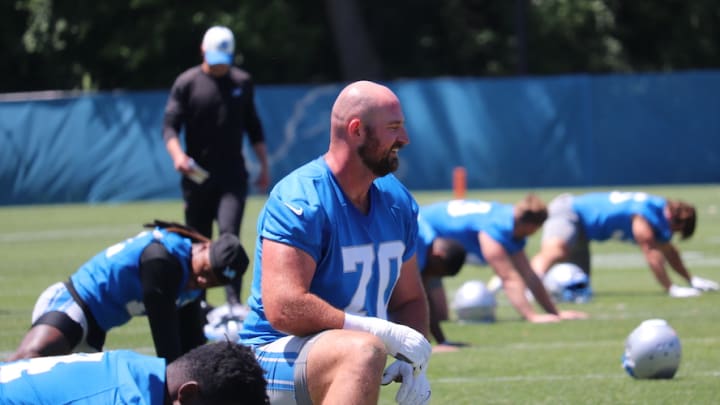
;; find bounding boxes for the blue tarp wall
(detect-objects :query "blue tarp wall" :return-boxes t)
[1,71,718,205]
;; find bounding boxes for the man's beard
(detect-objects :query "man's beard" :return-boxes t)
[358,126,400,177]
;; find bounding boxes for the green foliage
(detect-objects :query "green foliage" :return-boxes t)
[1,185,719,404]
[2,1,720,91]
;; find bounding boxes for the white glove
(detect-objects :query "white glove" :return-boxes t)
[343,313,431,371]
[381,360,432,405]
[668,284,702,298]
[691,276,719,291]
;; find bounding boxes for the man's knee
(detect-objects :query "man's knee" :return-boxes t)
[305,331,387,403]
[309,331,388,378]
[343,332,388,369]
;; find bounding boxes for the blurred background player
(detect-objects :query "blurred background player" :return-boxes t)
[419,194,588,324]
[162,25,270,311]
[240,81,431,405]
[7,221,248,363]
[416,215,469,351]
[1,341,269,405]
[530,191,719,298]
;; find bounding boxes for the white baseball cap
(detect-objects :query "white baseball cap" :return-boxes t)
[202,26,235,66]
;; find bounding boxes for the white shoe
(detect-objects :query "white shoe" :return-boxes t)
[691,276,719,291]
[668,284,702,298]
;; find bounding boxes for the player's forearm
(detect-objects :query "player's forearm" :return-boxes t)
[661,244,692,282]
[525,280,559,315]
[513,258,559,315]
[643,248,672,290]
[503,281,538,320]
[388,295,430,338]
[144,297,183,361]
[266,292,345,336]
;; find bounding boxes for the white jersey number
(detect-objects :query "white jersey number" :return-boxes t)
[608,191,648,204]
[446,200,492,217]
[342,241,405,319]
[0,352,104,383]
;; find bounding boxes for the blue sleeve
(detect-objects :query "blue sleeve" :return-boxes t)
[261,190,326,263]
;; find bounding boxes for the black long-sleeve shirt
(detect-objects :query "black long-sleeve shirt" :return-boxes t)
[162,65,265,180]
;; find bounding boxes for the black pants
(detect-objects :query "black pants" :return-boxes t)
[182,176,248,305]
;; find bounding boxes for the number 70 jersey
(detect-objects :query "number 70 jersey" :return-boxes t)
[240,157,419,346]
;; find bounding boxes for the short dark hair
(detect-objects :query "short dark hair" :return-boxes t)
[667,200,697,240]
[172,341,269,404]
[435,238,467,277]
[515,193,548,225]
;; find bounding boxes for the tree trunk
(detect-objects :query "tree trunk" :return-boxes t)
[324,0,384,81]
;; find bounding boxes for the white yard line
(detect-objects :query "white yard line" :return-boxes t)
[0,225,140,242]
[592,251,720,268]
[433,370,720,384]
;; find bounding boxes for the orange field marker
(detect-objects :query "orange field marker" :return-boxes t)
[453,166,466,199]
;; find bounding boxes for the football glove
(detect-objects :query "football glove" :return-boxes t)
[668,284,701,298]
[343,313,431,371]
[690,276,719,291]
[381,360,432,405]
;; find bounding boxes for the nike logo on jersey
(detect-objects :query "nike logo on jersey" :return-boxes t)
[284,202,303,216]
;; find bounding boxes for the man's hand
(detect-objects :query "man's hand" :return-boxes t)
[691,276,719,291]
[254,167,270,192]
[343,313,431,371]
[669,284,702,298]
[526,313,562,323]
[432,340,469,353]
[381,360,432,405]
[558,310,589,320]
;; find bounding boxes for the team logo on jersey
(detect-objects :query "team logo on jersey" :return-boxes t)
[232,88,243,97]
[284,202,303,216]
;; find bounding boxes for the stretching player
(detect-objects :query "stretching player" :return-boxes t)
[415,218,468,351]
[1,341,269,404]
[419,194,588,324]
[531,191,719,297]
[8,220,248,362]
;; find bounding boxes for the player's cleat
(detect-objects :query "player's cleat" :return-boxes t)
[690,276,719,291]
[204,303,250,341]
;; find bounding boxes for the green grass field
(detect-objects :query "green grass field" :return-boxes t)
[1,184,719,404]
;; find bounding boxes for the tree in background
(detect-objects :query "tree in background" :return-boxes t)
[1,0,719,92]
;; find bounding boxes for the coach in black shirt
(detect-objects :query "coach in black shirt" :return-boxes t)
[162,25,269,308]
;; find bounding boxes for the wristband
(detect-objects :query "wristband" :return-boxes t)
[343,313,373,332]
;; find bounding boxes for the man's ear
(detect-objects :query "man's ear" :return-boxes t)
[177,381,200,403]
[348,118,361,136]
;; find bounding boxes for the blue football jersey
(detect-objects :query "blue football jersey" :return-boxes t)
[0,351,166,404]
[419,200,525,264]
[70,228,200,331]
[416,214,438,272]
[240,157,419,346]
[572,191,671,243]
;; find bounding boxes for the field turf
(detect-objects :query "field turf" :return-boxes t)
[1,184,718,404]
